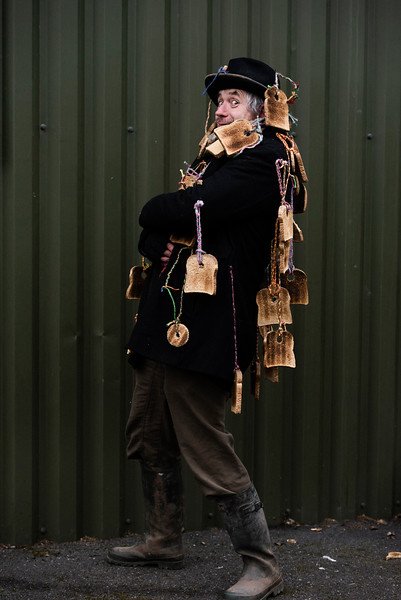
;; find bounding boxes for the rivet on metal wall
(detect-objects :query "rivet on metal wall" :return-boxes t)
[40,123,47,131]
[125,517,131,524]
[40,526,47,534]
[366,133,373,139]
[207,512,214,519]
[360,502,366,509]
[127,127,134,133]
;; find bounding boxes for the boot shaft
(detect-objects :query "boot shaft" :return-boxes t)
[216,484,283,598]
[107,461,184,567]
[216,484,272,551]
[141,462,184,548]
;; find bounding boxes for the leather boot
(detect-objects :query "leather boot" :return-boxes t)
[107,462,184,569]
[216,484,284,599]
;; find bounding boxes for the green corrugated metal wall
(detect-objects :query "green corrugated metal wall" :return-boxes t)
[1,0,400,544]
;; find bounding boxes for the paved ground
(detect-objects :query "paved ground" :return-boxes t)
[1,516,400,600]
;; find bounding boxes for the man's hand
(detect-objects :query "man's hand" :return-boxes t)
[161,242,174,265]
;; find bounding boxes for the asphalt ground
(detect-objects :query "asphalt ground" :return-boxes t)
[1,516,400,600]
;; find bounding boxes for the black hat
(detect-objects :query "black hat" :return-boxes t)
[204,57,276,105]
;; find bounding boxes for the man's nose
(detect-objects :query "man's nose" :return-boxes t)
[215,102,227,116]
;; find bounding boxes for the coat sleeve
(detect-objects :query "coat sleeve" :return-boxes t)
[138,143,282,232]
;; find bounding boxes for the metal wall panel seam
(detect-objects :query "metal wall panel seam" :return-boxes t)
[31,0,41,545]
[99,0,125,538]
[1,0,36,544]
[56,0,81,541]
[0,0,2,166]
[384,5,401,518]
[87,0,125,538]
[253,0,292,526]
[123,0,143,537]
[57,0,81,541]
[0,0,4,541]
[123,0,144,537]
[37,0,82,542]
[321,0,340,520]
[287,0,329,524]
[84,0,103,533]
[210,0,249,69]
[37,0,52,542]
[320,0,366,522]
[168,0,212,531]
[82,0,100,537]
[358,0,377,520]
[331,0,367,521]
[365,0,400,517]
[118,0,129,538]
[123,0,170,536]
[207,5,258,523]
[76,0,86,539]
[393,4,401,511]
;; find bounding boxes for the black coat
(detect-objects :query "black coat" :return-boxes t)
[127,128,287,387]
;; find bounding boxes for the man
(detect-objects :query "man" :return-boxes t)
[108,57,298,600]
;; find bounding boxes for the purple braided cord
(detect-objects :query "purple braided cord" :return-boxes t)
[288,240,294,274]
[229,266,240,371]
[275,159,287,197]
[288,182,294,274]
[194,200,205,265]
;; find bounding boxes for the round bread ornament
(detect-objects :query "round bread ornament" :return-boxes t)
[167,322,189,347]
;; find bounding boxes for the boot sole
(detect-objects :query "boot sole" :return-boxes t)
[107,554,184,570]
[224,578,284,600]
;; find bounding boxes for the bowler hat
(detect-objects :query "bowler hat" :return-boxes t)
[205,57,276,105]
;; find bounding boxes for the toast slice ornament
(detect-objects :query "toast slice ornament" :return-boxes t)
[293,139,308,183]
[256,285,292,326]
[206,119,261,157]
[265,366,280,383]
[184,199,218,295]
[278,204,294,241]
[250,358,261,401]
[278,240,291,273]
[293,221,304,242]
[263,327,296,369]
[204,138,225,158]
[294,183,308,214]
[184,253,218,295]
[125,264,149,300]
[259,327,280,383]
[264,87,291,131]
[231,369,243,414]
[169,233,195,247]
[281,269,309,305]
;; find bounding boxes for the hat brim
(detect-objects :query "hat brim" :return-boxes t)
[204,73,268,105]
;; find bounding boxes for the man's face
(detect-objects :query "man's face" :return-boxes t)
[215,89,255,126]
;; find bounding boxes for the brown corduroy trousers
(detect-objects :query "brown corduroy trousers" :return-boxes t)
[126,358,251,496]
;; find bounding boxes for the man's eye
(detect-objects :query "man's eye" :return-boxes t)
[230,100,239,107]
